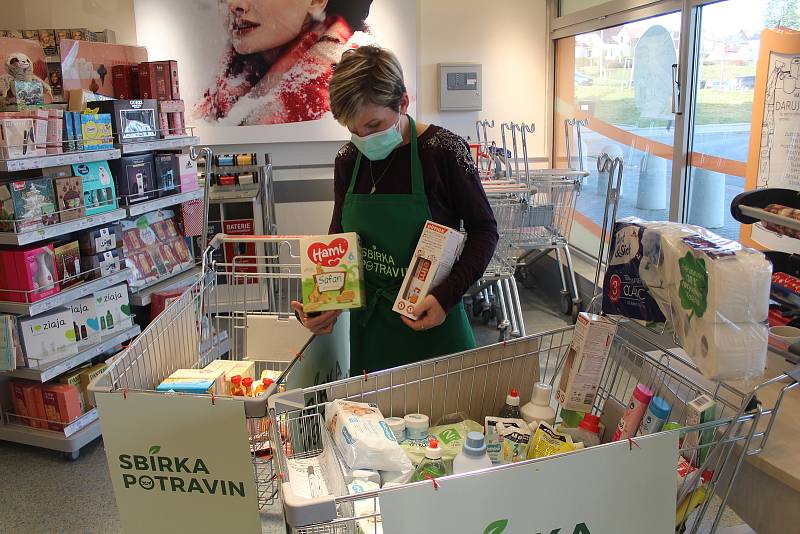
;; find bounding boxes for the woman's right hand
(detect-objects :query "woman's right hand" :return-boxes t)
[290,301,342,335]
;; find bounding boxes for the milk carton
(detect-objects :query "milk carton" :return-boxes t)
[393,221,464,320]
[300,233,364,313]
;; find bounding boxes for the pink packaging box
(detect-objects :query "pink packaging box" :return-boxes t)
[0,244,61,303]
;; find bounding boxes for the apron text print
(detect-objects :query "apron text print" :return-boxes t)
[363,246,406,279]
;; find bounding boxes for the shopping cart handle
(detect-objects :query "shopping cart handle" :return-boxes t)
[209,233,227,250]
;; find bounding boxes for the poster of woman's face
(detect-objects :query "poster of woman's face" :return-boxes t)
[133,0,417,145]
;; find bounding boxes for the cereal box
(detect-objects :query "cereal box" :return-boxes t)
[300,233,364,313]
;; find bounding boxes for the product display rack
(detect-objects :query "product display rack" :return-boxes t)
[118,135,200,156]
[129,264,201,306]
[0,410,100,460]
[0,208,128,246]
[125,188,203,218]
[0,148,121,173]
[1,324,141,382]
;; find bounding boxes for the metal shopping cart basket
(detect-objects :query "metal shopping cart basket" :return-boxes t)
[89,234,333,509]
[268,322,798,534]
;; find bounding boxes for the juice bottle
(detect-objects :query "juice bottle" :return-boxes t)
[242,377,254,397]
[254,378,274,396]
[230,375,244,396]
[498,388,521,418]
[411,438,449,482]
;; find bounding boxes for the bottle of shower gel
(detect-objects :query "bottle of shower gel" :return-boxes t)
[411,438,449,482]
[498,388,521,419]
[521,383,556,426]
[613,383,653,441]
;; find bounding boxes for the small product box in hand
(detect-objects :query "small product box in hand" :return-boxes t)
[19,308,78,365]
[93,283,132,332]
[80,113,113,151]
[54,176,85,222]
[70,296,101,348]
[300,233,364,313]
[108,153,156,205]
[556,312,618,412]
[0,244,61,303]
[393,221,465,320]
[53,240,83,288]
[0,178,59,232]
[72,161,118,216]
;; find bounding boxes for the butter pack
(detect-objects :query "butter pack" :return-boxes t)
[300,233,364,313]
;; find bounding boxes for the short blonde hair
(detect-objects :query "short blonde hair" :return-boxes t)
[329,45,406,127]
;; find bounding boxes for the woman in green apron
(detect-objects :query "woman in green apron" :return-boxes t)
[291,45,498,375]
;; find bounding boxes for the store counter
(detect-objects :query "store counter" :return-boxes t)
[726,351,800,534]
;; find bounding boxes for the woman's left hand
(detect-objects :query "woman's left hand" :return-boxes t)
[401,295,446,331]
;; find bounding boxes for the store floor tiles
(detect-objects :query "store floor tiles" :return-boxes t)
[0,281,748,534]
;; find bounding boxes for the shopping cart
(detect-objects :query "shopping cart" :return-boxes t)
[89,233,322,509]
[268,320,798,534]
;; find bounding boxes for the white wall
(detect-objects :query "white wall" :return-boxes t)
[416,0,549,155]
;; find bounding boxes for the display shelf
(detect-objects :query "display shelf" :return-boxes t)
[118,136,199,155]
[2,324,140,382]
[0,410,100,455]
[212,164,261,173]
[126,188,204,217]
[0,208,127,246]
[0,268,131,316]
[0,148,120,172]
[129,265,200,306]
[209,186,261,201]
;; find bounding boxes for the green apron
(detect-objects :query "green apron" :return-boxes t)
[341,116,476,376]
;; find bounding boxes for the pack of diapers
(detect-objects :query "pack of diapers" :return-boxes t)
[326,399,414,473]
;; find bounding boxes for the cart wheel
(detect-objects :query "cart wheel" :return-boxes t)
[63,450,80,461]
[560,290,572,315]
[571,303,580,324]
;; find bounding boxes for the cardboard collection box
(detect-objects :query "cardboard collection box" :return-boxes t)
[393,221,465,320]
[54,240,82,288]
[69,296,102,348]
[94,282,132,332]
[0,244,61,303]
[556,313,618,412]
[18,308,78,365]
[54,176,85,222]
[108,153,156,205]
[300,232,364,313]
[72,161,118,216]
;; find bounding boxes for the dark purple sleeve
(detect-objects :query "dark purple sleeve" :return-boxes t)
[329,155,347,234]
[429,139,499,312]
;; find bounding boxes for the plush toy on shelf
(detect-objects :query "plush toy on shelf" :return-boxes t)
[0,52,53,108]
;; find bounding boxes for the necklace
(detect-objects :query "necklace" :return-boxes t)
[368,150,398,194]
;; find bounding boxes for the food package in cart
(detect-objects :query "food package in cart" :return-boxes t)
[325,399,413,472]
[301,233,364,312]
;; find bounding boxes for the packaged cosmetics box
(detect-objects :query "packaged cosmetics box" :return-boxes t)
[138,61,179,101]
[9,380,44,428]
[81,248,124,280]
[108,153,156,205]
[393,221,465,320]
[0,178,59,232]
[111,64,141,100]
[71,161,118,216]
[0,244,60,303]
[38,383,83,431]
[53,240,83,288]
[58,366,89,413]
[80,113,113,150]
[93,282,132,333]
[79,362,107,409]
[556,313,618,412]
[54,176,85,222]
[300,232,364,313]
[46,109,63,155]
[69,296,101,348]
[0,118,36,159]
[153,153,180,196]
[19,308,78,365]
[90,99,159,143]
[177,154,199,192]
[78,224,122,255]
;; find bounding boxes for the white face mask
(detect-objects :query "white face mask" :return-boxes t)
[351,116,403,161]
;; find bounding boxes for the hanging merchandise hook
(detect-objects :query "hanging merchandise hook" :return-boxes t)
[565,118,590,173]
[500,122,512,180]
[590,153,624,308]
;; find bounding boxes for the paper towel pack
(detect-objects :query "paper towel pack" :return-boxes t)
[637,221,771,381]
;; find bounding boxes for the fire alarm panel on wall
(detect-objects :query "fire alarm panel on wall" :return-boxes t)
[438,63,482,111]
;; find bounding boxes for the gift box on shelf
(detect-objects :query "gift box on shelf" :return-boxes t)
[153,153,180,196]
[108,153,157,205]
[0,118,36,159]
[54,176,85,222]
[69,296,101,348]
[79,113,113,151]
[94,283,132,332]
[90,99,159,144]
[81,248,125,280]
[177,154,199,192]
[121,211,193,289]
[18,308,78,368]
[0,243,61,303]
[53,240,83,288]
[72,161,118,216]
[111,64,140,100]
[158,100,186,137]
[0,178,59,233]
[78,223,122,255]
